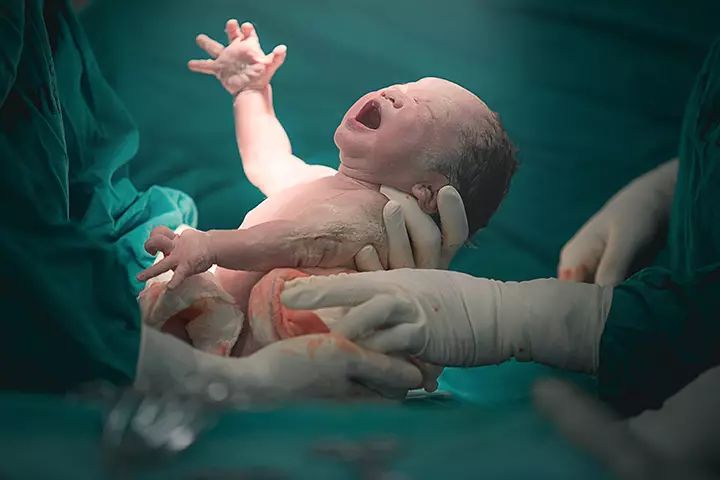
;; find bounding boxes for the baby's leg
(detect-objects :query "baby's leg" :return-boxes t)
[243,267,444,392]
[242,268,353,356]
[214,267,265,312]
[138,271,244,356]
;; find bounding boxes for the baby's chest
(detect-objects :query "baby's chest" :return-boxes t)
[240,184,385,229]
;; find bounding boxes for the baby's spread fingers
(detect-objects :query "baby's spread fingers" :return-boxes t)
[187,59,215,75]
[196,34,224,58]
[167,264,191,289]
[225,19,242,43]
[240,22,257,39]
[144,235,174,256]
[268,45,287,66]
[137,256,177,282]
[149,225,177,239]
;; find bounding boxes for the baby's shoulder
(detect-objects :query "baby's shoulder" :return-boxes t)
[333,186,387,214]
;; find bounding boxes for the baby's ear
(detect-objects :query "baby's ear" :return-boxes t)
[411,183,440,214]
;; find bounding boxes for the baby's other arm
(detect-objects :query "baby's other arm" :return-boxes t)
[138,191,387,286]
[213,190,387,271]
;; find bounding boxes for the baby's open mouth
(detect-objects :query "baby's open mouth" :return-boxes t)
[355,100,381,129]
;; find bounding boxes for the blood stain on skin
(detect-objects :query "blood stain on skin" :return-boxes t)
[559,268,573,280]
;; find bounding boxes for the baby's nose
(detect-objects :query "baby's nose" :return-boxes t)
[381,90,404,109]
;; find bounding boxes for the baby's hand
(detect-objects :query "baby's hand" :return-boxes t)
[188,20,287,95]
[137,226,216,289]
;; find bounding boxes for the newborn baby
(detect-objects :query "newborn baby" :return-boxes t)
[137,20,517,359]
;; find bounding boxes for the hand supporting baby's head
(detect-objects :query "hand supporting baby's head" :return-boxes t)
[335,77,518,236]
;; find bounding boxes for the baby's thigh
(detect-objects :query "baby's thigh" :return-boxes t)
[214,268,265,312]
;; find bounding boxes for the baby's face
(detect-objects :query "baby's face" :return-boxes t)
[334,77,490,190]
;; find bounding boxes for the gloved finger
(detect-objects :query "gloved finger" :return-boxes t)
[144,235,174,256]
[150,225,177,240]
[380,186,442,269]
[350,348,423,393]
[357,323,418,354]
[240,22,257,40]
[225,19,242,43]
[187,59,216,75]
[557,234,604,282]
[137,256,177,282]
[167,264,191,290]
[383,200,415,269]
[437,185,469,269]
[354,245,384,272]
[534,379,653,479]
[414,361,442,392]
[281,273,384,310]
[196,34,224,58]
[595,231,637,287]
[331,295,408,340]
[264,45,287,78]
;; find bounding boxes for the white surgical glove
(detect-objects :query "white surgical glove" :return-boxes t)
[559,159,678,286]
[351,185,468,391]
[534,371,720,480]
[354,185,469,271]
[135,326,422,400]
[281,269,613,373]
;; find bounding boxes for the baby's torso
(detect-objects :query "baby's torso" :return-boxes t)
[215,174,390,310]
[239,174,387,230]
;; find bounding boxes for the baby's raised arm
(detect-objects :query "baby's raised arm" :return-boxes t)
[189,20,336,196]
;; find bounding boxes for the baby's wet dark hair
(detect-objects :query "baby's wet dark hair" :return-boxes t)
[429,111,518,237]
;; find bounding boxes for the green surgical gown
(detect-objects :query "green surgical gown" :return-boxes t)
[0,0,195,392]
[599,39,720,417]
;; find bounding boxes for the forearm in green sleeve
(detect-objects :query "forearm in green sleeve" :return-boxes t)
[598,264,720,417]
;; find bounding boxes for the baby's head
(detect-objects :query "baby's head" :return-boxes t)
[334,77,517,235]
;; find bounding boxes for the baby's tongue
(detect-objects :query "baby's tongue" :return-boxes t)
[356,101,381,129]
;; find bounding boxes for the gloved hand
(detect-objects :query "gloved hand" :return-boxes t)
[188,20,286,96]
[558,159,678,286]
[352,185,468,391]
[354,185,469,271]
[534,372,720,480]
[136,327,422,400]
[281,269,613,372]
